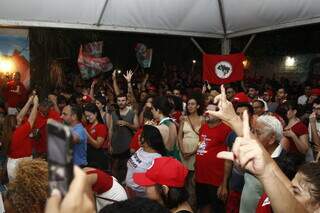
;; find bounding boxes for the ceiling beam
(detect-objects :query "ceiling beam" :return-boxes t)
[0,19,224,38]
[96,0,110,26]
[217,0,227,37]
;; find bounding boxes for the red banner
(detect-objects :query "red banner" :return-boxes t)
[203,53,245,85]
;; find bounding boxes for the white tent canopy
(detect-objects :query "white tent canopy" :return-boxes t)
[1,0,320,38]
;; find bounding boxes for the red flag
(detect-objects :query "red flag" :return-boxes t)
[203,53,245,85]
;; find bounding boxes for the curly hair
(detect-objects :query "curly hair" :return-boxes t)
[7,159,48,213]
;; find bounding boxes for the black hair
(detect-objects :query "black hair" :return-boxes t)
[57,95,67,105]
[99,197,170,213]
[298,162,320,203]
[95,95,107,108]
[235,102,254,115]
[83,103,104,124]
[143,108,154,121]
[284,100,304,118]
[141,125,167,156]
[186,93,204,116]
[155,184,189,210]
[39,98,53,108]
[152,96,173,117]
[116,93,127,99]
[314,98,320,105]
[69,104,83,121]
[274,152,305,180]
[248,84,258,90]
[170,96,183,112]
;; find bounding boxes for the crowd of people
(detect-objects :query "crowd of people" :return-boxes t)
[0,66,319,213]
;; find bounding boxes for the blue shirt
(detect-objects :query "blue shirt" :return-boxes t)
[72,123,87,166]
[225,131,244,192]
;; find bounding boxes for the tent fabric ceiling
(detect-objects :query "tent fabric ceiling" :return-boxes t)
[0,0,320,38]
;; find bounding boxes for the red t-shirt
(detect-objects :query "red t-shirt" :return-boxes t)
[195,122,231,186]
[4,81,27,107]
[8,121,33,158]
[171,111,182,124]
[86,169,113,194]
[86,123,108,140]
[286,122,308,153]
[130,128,143,152]
[33,109,62,154]
[256,193,273,213]
[86,123,108,149]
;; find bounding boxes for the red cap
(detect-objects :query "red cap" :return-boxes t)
[233,92,250,103]
[82,95,92,103]
[133,157,188,187]
[311,88,320,96]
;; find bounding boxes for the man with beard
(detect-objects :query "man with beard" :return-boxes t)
[195,104,232,213]
[109,94,139,183]
[309,98,320,160]
[247,84,258,101]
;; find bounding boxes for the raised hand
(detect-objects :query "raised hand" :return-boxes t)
[45,166,95,213]
[217,110,273,179]
[33,95,39,105]
[206,85,238,124]
[112,70,117,80]
[123,70,134,83]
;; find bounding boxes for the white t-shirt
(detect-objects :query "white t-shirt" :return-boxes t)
[125,148,161,195]
[298,95,308,105]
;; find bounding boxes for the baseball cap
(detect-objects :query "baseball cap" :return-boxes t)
[133,157,188,188]
[82,95,92,103]
[233,92,250,103]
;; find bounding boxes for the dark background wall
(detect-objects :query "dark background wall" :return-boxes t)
[28,23,320,94]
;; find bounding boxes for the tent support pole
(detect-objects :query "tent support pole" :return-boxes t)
[221,38,231,55]
[96,0,109,26]
[217,0,227,36]
[217,0,230,55]
[242,34,256,53]
[190,37,205,54]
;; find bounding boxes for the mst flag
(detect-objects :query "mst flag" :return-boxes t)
[203,53,245,84]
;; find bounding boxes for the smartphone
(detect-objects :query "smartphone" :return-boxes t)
[47,119,73,196]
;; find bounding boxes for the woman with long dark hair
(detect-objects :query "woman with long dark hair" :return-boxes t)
[178,94,203,170]
[126,125,167,197]
[177,94,203,210]
[152,96,179,160]
[95,95,108,124]
[84,103,109,172]
[281,101,309,155]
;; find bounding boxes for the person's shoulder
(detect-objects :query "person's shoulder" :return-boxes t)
[219,122,232,131]
[73,123,86,131]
